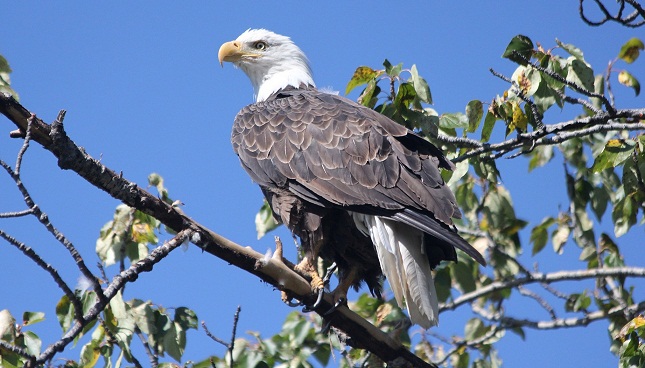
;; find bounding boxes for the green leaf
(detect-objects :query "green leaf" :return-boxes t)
[451,262,476,293]
[255,199,280,239]
[502,35,534,65]
[618,37,644,64]
[0,55,11,74]
[591,139,637,173]
[473,156,500,183]
[409,64,432,104]
[556,39,585,61]
[345,66,381,95]
[22,331,41,357]
[446,159,470,186]
[530,217,555,255]
[434,267,452,303]
[79,340,100,368]
[439,112,469,129]
[0,55,19,101]
[590,185,610,220]
[162,322,184,362]
[22,311,45,326]
[56,295,74,332]
[618,70,641,96]
[466,100,483,133]
[464,318,486,341]
[613,195,637,237]
[174,307,198,331]
[358,78,380,108]
[565,291,591,312]
[566,57,594,91]
[533,79,560,114]
[528,145,554,171]
[481,111,496,142]
[383,59,403,77]
[394,82,417,108]
[543,56,567,90]
[128,299,155,335]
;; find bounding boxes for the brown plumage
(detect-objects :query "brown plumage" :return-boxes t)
[220,29,485,328]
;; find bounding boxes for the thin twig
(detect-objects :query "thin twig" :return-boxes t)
[0,229,83,321]
[135,325,158,367]
[518,285,557,319]
[201,305,242,367]
[14,114,34,175]
[0,208,35,218]
[229,306,242,368]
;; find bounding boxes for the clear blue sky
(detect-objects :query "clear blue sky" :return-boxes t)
[1,2,643,367]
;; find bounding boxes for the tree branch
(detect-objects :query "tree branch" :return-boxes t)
[1,94,434,367]
[472,300,645,330]
[580,0,645,27]
[441,267,645,312]
[34,228,193,366]
[453,113,645,162]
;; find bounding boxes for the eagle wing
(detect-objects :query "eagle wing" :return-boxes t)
[232,87,485,266]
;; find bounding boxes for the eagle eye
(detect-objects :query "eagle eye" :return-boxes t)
[253,41,268,51]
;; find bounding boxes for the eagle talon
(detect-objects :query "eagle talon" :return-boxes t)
[322,262,337,286]
[313,287,325,308]
[324,296,346,316]
[281,291,303,307]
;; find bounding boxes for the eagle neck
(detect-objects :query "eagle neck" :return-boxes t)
[254,69,315,103]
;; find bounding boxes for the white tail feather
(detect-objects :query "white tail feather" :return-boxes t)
[351,213,439,328]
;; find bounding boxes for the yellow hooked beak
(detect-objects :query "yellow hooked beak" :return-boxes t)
[218,40,260,66]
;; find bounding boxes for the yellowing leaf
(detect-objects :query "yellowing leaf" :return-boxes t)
[512,102,528,131]
[618,70,641,96]
[345,66,382,95]
[618,37,644,64]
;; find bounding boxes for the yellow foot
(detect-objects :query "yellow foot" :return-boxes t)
[295,257,325,292]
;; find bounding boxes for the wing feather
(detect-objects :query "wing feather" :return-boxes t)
[231,87,485,267]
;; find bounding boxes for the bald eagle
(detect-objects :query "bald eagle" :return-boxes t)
[219,29,485,328]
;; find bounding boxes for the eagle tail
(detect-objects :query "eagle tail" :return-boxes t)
[354,214,438,328]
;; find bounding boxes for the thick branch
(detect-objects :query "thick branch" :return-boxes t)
[0,94,433,367]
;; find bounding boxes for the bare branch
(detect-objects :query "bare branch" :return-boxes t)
[453,115,645,162]
[435,323,505,366]
[441,267,645,312]
[14,113,34,175]
[0,208,35,218]
[0,229,83,321]
[135,325,158,368]
[473,300,645,330]
[580,0,645,27]
[202,306,242,367]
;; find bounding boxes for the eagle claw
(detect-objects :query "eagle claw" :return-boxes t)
[281,291,304,307]
[324,296,346,316]
[322,262,337,286]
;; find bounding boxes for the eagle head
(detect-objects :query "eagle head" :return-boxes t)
[218,29,316,102]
